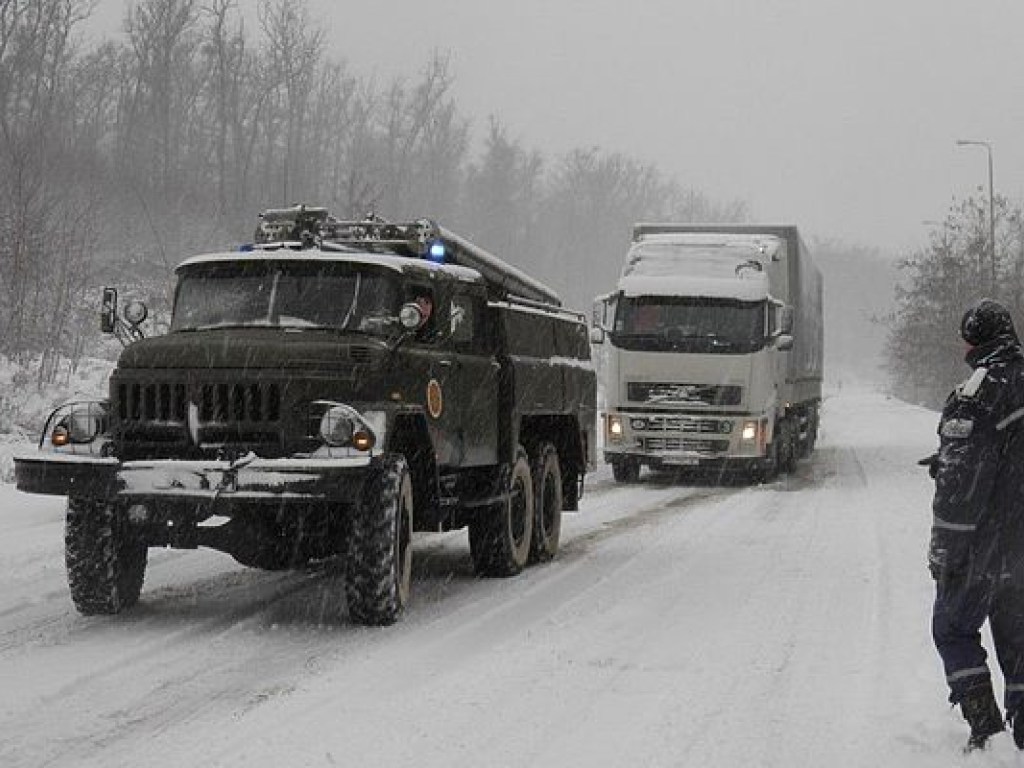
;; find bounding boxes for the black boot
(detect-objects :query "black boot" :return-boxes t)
[1009,709,1024,750]
[961,682,1004,752]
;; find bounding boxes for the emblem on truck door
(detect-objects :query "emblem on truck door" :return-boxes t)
[426,379,444,419]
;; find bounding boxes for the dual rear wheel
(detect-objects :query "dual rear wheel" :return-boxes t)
[469,442,564,576]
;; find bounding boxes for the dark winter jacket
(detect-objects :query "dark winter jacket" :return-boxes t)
[929,334,1024,585]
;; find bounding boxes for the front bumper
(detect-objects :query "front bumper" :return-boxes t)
[602,410,771,469]
[14,453,373,503]
[603,449,770,474]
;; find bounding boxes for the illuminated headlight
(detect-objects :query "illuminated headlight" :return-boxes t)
[48,401,108,447]
[741,420,758,441]
[317,402,377,452]
[607,414,624,442]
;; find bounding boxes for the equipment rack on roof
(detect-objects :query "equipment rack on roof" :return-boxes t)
[252,204,562,307]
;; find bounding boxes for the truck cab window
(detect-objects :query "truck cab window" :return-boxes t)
[450,294,477,348]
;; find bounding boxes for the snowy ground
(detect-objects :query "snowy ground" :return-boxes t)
[0,387,1019,767]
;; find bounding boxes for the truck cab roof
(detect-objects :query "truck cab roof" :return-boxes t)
[175,248,486,288]
[620,233,777,301]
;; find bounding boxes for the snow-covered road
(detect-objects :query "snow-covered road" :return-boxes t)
[1,389,1017,766]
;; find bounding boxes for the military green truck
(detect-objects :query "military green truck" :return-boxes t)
[15,206,596,625]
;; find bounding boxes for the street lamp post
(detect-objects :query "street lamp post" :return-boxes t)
[955,139,996,293]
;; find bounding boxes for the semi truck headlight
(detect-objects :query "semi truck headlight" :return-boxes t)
[741,420,758,441]
[607,414,624,442]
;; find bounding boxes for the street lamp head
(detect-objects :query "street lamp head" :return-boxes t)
[956,138,991,149]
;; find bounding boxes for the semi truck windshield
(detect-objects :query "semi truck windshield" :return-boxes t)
[612,296,766,353]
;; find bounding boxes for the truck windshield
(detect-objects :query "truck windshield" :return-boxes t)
[612,296,766,353]
[170,262,400,335]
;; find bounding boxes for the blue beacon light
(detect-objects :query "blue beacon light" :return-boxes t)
[428,240,446,263]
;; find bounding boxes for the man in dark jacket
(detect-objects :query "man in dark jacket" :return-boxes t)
[928,298,1024,752]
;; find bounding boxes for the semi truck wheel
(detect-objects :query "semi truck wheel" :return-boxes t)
[345,454,413,626]
[779,418,798,473]
[529,442,563,564]
[469,446,534,576]
[65,497,147,615]
[611,457,641,483]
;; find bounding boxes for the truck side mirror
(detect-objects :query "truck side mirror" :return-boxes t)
[592,292,617,332]
[589,326,605,344]
[100,288,117,334]
[776,334,794,351]
[779,306,794,335]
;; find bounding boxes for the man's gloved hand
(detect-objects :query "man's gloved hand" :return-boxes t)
[918,453,939,479]
[928,530,968,584]
[927,541,949,581]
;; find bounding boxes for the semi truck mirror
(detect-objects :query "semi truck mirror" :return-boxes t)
[100,288,117,334]
[778,306,794,335]
[592,292,618,331]
[776,334,794,351]
[589,326,605,344]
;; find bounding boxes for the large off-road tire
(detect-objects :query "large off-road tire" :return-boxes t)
[65,497,148,615]
[529,442,563,564]
[611,457,641,484]
[469,446,534,577]
[345,454,413,626]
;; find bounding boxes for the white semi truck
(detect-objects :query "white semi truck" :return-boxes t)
[592,224,823,482]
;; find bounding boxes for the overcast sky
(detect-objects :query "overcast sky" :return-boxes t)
[88,0,1024,255]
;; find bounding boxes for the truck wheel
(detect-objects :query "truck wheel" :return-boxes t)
[469,446,534,577]
[611,458,641,483]
[65,497,147,615]
[757,441,780,484]
[345,454,413,626]
[529,442,563,564]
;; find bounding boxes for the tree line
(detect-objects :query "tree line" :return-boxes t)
[884,191,1024,408]
[0,0,746,386]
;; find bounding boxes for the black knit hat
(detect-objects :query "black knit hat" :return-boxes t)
[961,298,1017,346]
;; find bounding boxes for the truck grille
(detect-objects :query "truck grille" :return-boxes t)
[117,381,282,424]
[112,376,289,457]
[631,416,723,433]
[627,382,741,406]
[643,437,730,454]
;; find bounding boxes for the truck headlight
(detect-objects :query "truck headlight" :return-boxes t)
[740,420,758,441]
[47,401,109,447]
[607,414,624,443]
[315,402,377,452]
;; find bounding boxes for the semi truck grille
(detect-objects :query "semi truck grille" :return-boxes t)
[627,382,741,406]
[643,437,730,454]
[630,416,723,433]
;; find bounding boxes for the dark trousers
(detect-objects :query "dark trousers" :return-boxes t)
[933,577,1024,714]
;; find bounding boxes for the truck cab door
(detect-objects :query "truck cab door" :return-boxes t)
[443,288,499,466]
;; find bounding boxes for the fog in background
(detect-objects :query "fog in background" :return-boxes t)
[5,0,1009,398]
[86,0,1024,252]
